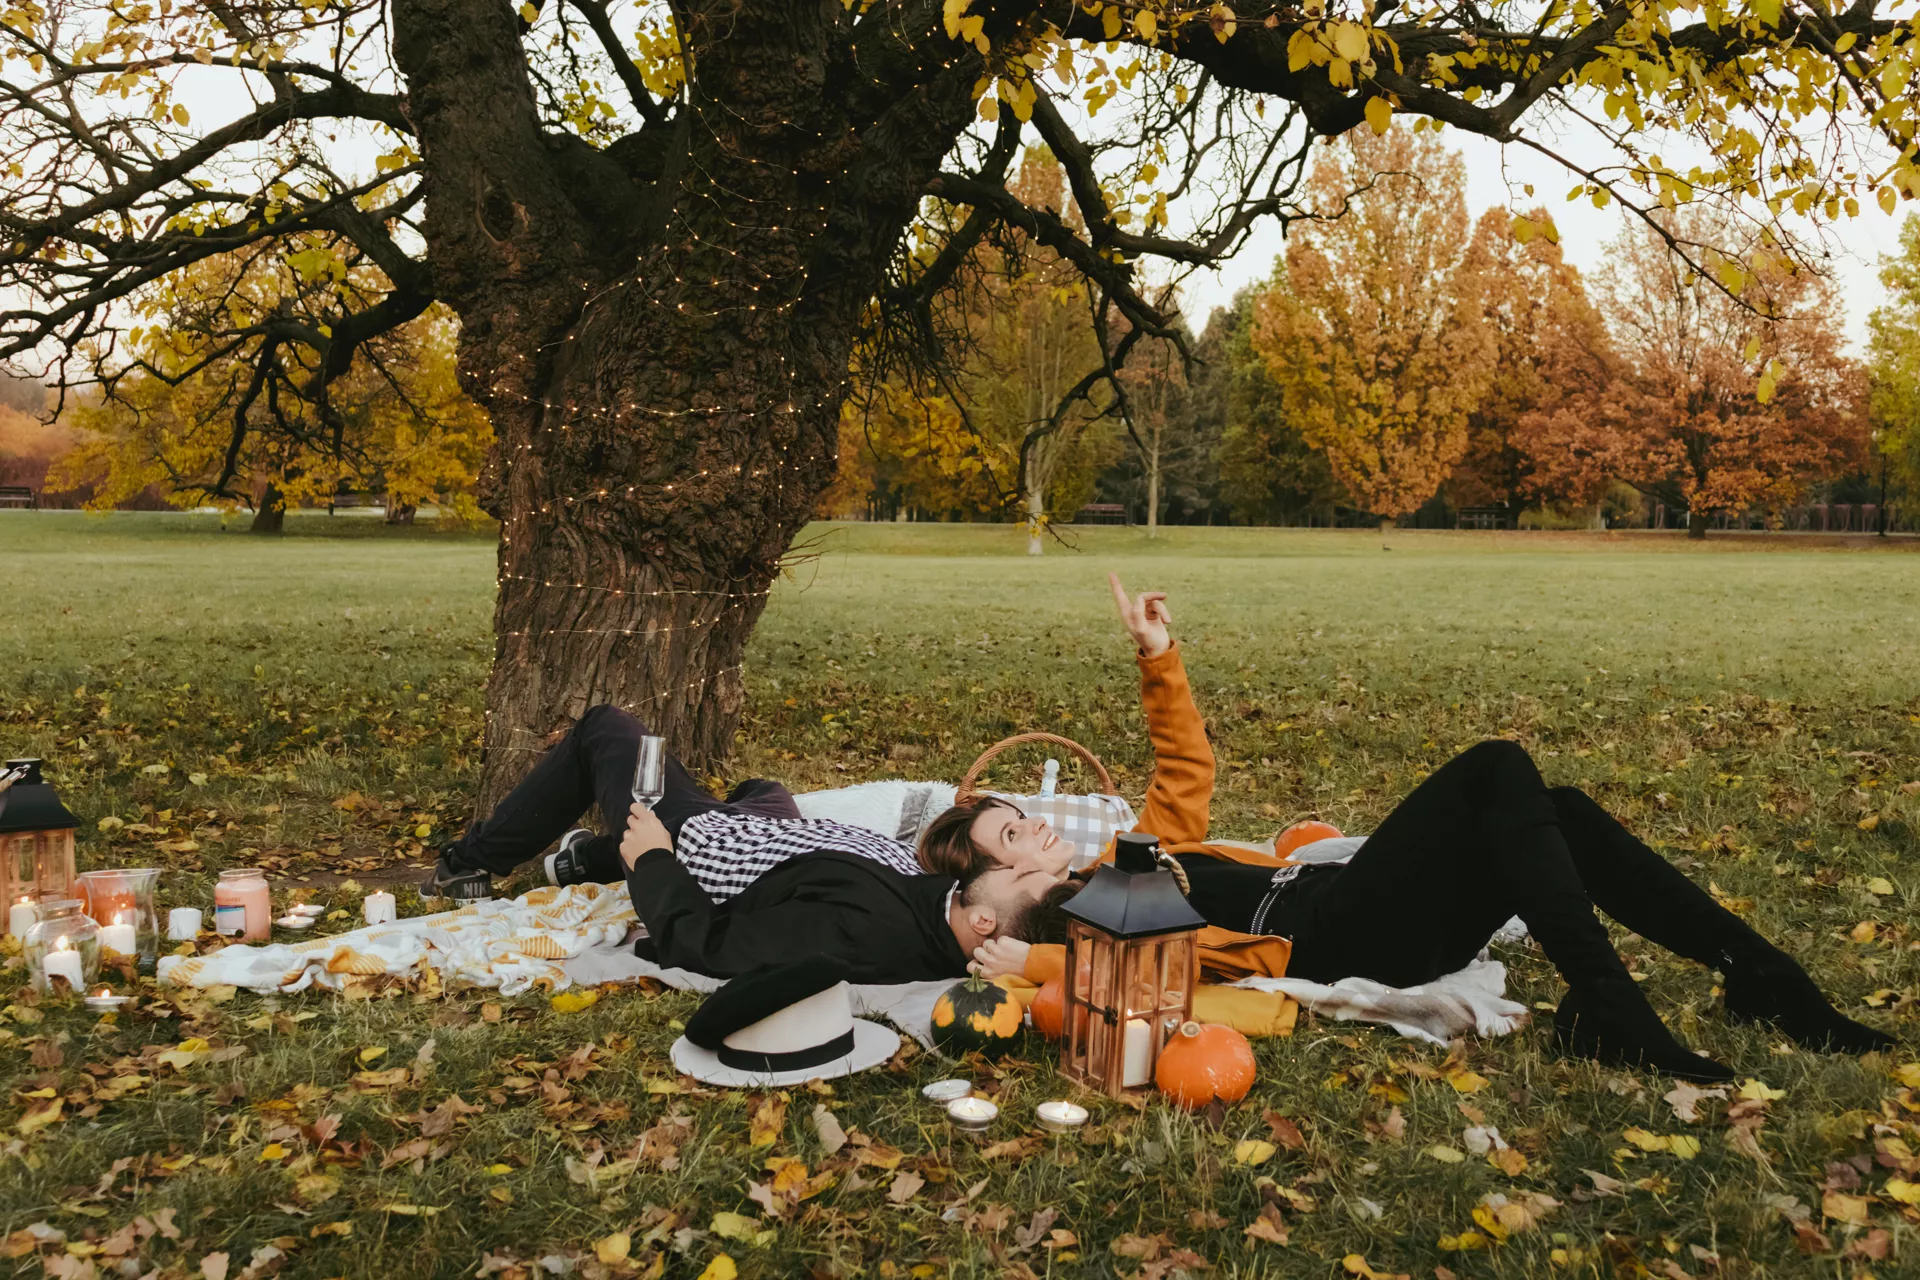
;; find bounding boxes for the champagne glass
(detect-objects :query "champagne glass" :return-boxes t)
[632,735,667,810]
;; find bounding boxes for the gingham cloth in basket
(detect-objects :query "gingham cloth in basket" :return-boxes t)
[985,790,1137,869]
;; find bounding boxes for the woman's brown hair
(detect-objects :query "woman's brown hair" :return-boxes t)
[917,795,1019,879]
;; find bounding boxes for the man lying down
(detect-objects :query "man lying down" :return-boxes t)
[429,575,1895,1081]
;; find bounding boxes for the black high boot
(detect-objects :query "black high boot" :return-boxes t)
[1721,947,1896,1055]
[1554,986,1736,1083]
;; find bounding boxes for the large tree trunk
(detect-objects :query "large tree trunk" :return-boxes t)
[1146,437,1160,538]
[391,0,980,808]
[250,483,285,534]
[1687,509,1709,539]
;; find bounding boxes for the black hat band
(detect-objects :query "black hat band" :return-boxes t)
[716,1028,855,1074]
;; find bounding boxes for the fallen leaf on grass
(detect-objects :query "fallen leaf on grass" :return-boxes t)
[1263,1110,1306,1149]
[1343,1253,1409,1279]
[594,1232,630,1264]
[1737,1079,1786,1102]
[811,1104,847,1155]
[1885,1178,1920,1206]
[748,1094,787,1147]
[1424,1144,1464,1164]
[310,1222,352,1239]
[550,989,600,1014]
[1662,1081,1726,1123]
[1488,1147,1529,1176]
[1437,1231,1489,1252]
[1821,1191,1871,1225]
[15,1097,61,1136]
[1187,1209,1227,1230]
[886,1172,924,1204]
[694,1257,736,1280]
[200,1253,229,1280]
[378,1204,444,1216]
[357,1046,387,1065]
[1583,1169,1625,1197]
[1623,1128,1700,1159]
[710,1213,773,1247]
[1012,1208,1059,1252]
[1850,921,1878,943]
[979,1136,1041,1160]
[1866,877,1895,896]
[1242,1205,1288,1246]
[1446,1069,1490,1094]
[1232,1139,1276,1166]
[1108,1233,1168,1260]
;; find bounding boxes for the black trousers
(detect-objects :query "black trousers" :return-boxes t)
[1180,740,1774,993]
[452,705,800,882]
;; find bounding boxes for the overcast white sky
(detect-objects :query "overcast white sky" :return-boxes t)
[1179,129,1910,355]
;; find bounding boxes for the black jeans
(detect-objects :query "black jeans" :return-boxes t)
[1180,740,1772,994]
[453,705,800,882]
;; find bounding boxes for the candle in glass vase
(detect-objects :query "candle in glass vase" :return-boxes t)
[98,911,138,957]
[8,896,36,938]
[43,936,85,991]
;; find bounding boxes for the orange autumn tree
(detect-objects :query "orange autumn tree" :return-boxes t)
[1561,213,1869,537]
[1452,207,1619,523]
[1250,124,1493,526]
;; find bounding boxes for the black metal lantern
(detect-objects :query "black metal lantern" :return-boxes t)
[1,760,78,933]
[1059,831,1205,1096]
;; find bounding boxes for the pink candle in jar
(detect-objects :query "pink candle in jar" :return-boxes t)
[214,869,271,942]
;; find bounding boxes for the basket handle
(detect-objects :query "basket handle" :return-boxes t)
[957,732,1114,799]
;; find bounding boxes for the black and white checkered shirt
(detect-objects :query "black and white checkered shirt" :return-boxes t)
[676,811,923,900]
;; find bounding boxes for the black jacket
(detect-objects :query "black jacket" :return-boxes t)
[624,848,970,982]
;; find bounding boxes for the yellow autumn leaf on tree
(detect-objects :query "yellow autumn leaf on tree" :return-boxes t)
[941,0,966,39]
[1365,97,1392,136]
[1331,21,1368,62]
[1134,9,1157,39]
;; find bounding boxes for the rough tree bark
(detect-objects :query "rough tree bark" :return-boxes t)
[391,0,978,805]
[250,483,286,534]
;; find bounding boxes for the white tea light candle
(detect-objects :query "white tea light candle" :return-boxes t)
[1036,1100,1089,1133]
[921,1079,972,1103]
[946,1096,998,1130]
[167,907,202,940]
[274,914,314,930]
[363,891,396,925]
[84,988,132,1012]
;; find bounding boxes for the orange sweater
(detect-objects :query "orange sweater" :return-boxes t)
[1020,644,1303,1035]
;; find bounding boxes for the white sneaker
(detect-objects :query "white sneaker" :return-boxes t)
[545,828,595,886]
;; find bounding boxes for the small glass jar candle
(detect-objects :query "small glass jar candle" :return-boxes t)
[23,900,100,995]
[76,868,160,969]
[214,868,271,942]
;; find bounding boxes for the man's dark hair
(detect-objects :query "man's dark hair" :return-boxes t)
[999,879,1082,945]
[917,795,1019,879]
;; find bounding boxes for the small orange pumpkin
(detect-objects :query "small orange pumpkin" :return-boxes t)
[1154,1021,1257,1110]
[1029,977,1065,1039]
[1275,820,1343,858]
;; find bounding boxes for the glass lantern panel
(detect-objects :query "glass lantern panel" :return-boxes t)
[12,835,34,891]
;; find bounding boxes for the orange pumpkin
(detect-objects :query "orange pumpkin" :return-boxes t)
[1154,1021,1258,1110]
[1275,820,1343,858]
[1029,977,1065,1039]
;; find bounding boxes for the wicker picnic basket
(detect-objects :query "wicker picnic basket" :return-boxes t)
[956,731,1114,801]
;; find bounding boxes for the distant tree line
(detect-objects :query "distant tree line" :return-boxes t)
[819,131,1920,541]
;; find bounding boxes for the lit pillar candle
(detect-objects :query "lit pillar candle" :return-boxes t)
[8,897,36,938]
[98,912,138,957]
[1121,1017,1152,1088]
[363,891,396,925]
[42,938,85,991]
[167,907,202,941]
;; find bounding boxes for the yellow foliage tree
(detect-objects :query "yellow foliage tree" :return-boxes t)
[51,245,491,529]
[1250,124,1493,522]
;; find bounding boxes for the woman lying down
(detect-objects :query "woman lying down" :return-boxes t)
[944,576,1894,1083]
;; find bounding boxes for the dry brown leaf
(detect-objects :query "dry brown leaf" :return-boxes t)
[1244,1203,1289,1246]
[886,1171,924,1204]
[200,1253,230,1280]
[1821,1191,1870,1225]
[810,1105,847,1155]
[1262,1110,1306,1149]
[1488,1147,1529,1177]
[1109,1233,1168,1261]
[748,1093,787,1147]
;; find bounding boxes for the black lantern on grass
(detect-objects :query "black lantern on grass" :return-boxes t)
[1,760,77,935]
[1059,831,1205,1096]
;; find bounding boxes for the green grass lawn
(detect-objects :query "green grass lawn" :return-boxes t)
[3,512,1919,1279]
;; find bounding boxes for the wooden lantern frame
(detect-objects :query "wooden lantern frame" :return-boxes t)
[1060,918,1198,1095]
[1,759,78,914]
